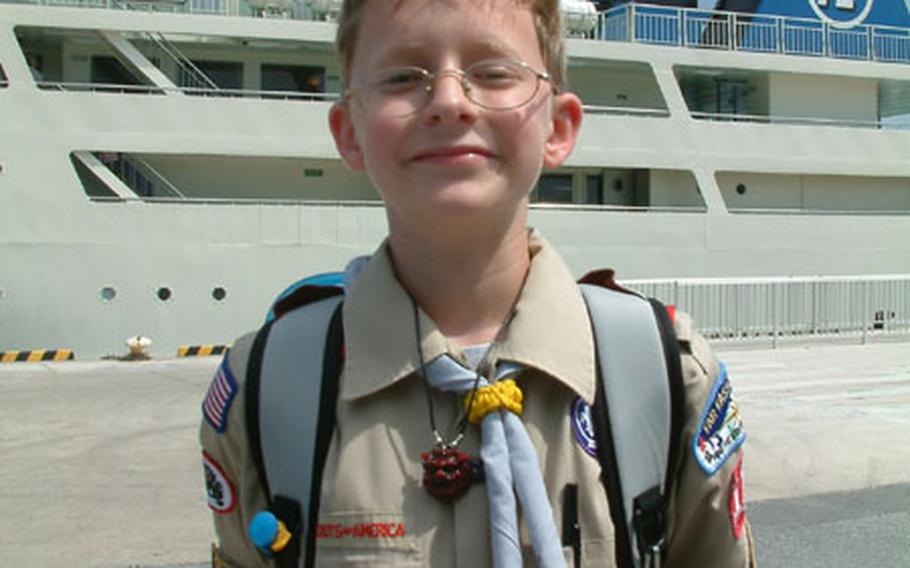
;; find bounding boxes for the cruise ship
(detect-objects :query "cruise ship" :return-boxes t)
[1,0,908,358]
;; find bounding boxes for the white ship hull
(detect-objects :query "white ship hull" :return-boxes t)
[1,2,908,357]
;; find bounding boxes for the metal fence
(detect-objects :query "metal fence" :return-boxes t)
[622,275,910,346]
[9,0,910,65]
[596,4,910,65]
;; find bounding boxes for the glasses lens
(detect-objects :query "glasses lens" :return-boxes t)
[365,67,429,117]
[465,60,538,110]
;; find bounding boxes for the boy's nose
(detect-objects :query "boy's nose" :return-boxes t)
[423,72,477,123]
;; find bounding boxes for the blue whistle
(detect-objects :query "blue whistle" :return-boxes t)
[249,510,290,556]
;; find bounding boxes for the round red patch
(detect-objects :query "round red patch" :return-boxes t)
[203,451,236,514]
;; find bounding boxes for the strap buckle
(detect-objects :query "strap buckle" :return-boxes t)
[633,486,666,568]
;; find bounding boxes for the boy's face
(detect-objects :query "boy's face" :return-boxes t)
[330,0,581,230]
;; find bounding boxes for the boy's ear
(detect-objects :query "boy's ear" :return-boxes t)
[543,92,583,169]
[329,101,365,171]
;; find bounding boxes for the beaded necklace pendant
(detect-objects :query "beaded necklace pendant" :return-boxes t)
[420,447,484,502]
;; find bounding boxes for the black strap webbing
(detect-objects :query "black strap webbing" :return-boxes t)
[591,358,635,567]
[649,299,685,499]
[246,319,276,500]
[302,302,344,568]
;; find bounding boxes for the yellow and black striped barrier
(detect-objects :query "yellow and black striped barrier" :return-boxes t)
[178,345,230,358]
[1,349,75,363]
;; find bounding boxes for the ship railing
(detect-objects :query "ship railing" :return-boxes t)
[35,80,166,94]
[87,195,710,215]
[89,195,385,206]
[33,80,339,100]
[529,203,705,213]
[8,0,909,64]
[30,80,906,131]
[33,80,669,114]
[690,111,910,131]
[582,104,669,118]
[118,154,187,198]
[177,86,337,100]
[726,207,910,216]
[145,31,220,91]
[596,3,910,65]
[622,274,910,347]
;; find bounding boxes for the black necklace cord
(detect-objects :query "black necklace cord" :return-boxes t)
[410,295,520,450]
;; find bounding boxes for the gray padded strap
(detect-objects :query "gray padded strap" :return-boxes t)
[579,284,670,565]
[259,294,343,558]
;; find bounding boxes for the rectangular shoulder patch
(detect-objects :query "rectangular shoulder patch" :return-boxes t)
[203,358,238,433]
[693,362,746,475]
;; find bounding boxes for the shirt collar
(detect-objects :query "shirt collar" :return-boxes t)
[340,230,596,403]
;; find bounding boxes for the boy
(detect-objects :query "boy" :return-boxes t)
[201,0,756,566]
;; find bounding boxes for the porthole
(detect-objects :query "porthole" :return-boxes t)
[100,286,117,302]
[212,287,227,302]
[157,287,173,302]
[735,183,747,195]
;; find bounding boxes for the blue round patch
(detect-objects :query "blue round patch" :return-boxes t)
[570,397,597,457]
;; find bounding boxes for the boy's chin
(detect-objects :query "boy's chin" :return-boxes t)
[419,187,524,221]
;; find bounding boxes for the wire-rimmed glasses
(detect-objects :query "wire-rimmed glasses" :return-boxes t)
[344,58,552,118]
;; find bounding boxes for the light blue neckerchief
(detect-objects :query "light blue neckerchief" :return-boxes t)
[423,354,565,568]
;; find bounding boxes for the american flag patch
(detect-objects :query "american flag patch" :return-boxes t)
[203,359,238,433]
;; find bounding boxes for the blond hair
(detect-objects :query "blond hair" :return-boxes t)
[335,0,566,91]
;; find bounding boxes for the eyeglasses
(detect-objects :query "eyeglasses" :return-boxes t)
[344,58,553,118]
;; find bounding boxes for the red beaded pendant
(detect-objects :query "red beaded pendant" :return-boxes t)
[420,447,484,502]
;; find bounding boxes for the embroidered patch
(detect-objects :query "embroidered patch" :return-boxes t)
[729,456,746,540]
[203,358,238,433]
[316,522,406,539]
[693,362,746,475]
[570,397,597,457]
[203,451,235,514]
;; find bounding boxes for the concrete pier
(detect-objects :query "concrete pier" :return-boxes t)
[1,339,908,567]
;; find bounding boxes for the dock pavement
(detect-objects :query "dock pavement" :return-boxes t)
[1,338,908,567]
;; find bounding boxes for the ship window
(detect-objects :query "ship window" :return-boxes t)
[676,66,765,119]
[585,175,604,205]
[531,168,705,210]
[533,174,574,204]
[91,56,142,87]
[100,287,117,302]
[157,287,173,302]
[261,64,324,95]
[212,287,227,302]
[181,60,242,91]
[0,63,7,88]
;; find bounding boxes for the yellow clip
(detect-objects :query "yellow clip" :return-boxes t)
[466,379,523,424]
[271,520,292,553]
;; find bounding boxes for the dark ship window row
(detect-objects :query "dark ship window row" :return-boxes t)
[99,286,228,303]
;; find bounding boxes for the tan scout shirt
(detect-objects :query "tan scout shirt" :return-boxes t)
[201,232,756,568]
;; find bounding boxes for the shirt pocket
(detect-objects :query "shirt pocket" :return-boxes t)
[315,511,423,567]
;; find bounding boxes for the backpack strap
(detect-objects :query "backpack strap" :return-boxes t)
[579,283,684,568]
[246,294,344,568]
